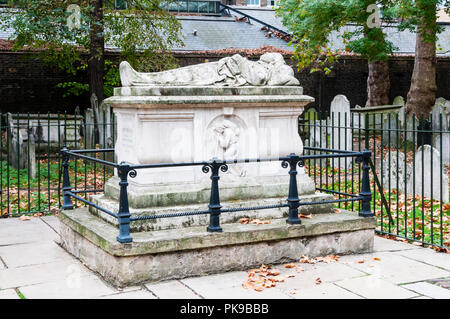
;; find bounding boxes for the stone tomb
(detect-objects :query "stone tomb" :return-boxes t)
[58,54,376,287]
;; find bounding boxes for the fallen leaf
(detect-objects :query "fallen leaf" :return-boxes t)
[270,275,286,282]
[357,260,365,264]
[284,263,296,268]
[287,274,295,278]
[19,215,31,221]
[373,257,381,261]
[267,269,280,276]
[289,290,297,295]
[253,286,264,292]
[239,217,250,224]
[315,277,322,285]
[333,208,341,213]
[242,281,254,290]
[295,266,305,273]
[298,213,313,219]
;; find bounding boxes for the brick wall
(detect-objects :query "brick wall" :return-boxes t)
[0,51,449,114]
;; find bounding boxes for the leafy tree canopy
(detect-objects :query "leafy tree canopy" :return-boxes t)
[276,0,400,73]
[0,0,184,74]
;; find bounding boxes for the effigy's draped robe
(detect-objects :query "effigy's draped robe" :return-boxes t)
[119,53,300,87]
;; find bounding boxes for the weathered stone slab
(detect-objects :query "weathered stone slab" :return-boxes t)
[335,276,419,299]
[58,207,375,287]
[409,145,449,203]
[89,192,334,232]
[402,282,450,299]
[431,97,450,165]
[330,95,352,169]
[381,150,411,193]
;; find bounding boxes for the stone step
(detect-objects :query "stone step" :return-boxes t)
[87,192,335,232]
[58,207,376,287]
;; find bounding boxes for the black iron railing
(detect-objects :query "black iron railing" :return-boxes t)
[61,147,374,243]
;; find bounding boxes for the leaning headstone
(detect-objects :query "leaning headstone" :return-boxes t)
[381,150,411,193]
[382,115,402,146]
[405,113,419,144]
[351,105,364,133]
[309,120,328,166]
[84,108,95,149]
[431,98,450,165]
[410,145,449,203]
[393,96,406,128]
[330,95,352,169]
[6,113,36,178]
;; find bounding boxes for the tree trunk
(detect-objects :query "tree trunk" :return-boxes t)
[89,0,104,103]
[366,60,390,107]
[405,14,437,117]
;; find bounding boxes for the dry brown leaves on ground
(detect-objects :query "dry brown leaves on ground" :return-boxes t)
[242,255,341,292]
[299,254,340,264]
[239,218,270,225]
[242,264,285,292]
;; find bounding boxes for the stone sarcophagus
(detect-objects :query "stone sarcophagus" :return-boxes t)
[57,53,375,287]
[94,53,332,224]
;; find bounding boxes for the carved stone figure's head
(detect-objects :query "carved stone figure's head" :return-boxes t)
[259,53,285,65]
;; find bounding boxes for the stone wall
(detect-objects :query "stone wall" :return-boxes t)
[0,50,449,114]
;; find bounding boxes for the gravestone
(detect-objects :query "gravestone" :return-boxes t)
[405,113,419,144]
[381,150,411,193]
[330,95,352,169]
[6,113,36,178]
[309,120,328,166]
[410,145,449,203]
[382,115,402,147]
[351,105,364,133]
[393,96,406,128]
[431,98,450,165]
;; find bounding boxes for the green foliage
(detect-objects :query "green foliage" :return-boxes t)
[276,0,398,72]
[56,60,121,98]
[0,0,183,87]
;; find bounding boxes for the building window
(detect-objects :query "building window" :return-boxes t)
[269,0,279,8]
[162,0,221,14]
[246,0,260,6]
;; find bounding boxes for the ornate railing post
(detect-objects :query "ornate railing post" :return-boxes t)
[116,162,134,243]
[61,146,74,210]
[282,153,303,225]
[358,150,374,217]
[203,158,228,232]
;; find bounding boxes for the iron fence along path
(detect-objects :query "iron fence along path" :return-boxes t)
[300,109,450,249]
[0,111,115,218]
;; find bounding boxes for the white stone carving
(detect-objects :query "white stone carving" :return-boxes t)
[119,53,300,87]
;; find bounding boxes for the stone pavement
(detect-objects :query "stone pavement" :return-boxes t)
[0,215,449,299]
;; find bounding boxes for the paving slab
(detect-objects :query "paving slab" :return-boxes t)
[272,262,367,291]
[0,217,59,245]
[0,241,73,268]
[373,236,422,252]
[338,252,450,284]
[19,275,117,299]
[335,276,419,299]
[0,288,20,299]
[40,215,61,234]
[181,271,291,299]
[145,280,202,299]
[402,282,450,299]
[396,248,450,271]
[98,289,158,299]
[286,282,363,299]
[0,259,94,289]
